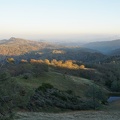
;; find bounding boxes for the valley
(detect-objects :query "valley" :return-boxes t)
[0,37,120,119]
[1,0,120,119]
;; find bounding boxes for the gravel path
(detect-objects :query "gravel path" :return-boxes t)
[16,110,120,120]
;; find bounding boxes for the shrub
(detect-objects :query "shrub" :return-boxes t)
[0,72,11,81]
[27,84,98,111]
[80,65,85,69]
[23,73,32,79]
[36,83,54,92]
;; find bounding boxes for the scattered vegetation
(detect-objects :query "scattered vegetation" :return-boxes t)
[27,83,104,112]
[0,38,120,119]
[29,59,86,70]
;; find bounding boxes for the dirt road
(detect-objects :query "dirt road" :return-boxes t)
[16,110,120,120]
[16,100,120,120]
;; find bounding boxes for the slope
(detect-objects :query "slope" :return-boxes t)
[0,37,55,56]
[110,48,120,55]
[83,39,120,54]
[16,71,108,97]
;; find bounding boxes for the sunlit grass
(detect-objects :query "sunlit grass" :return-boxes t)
[15,71,104,97]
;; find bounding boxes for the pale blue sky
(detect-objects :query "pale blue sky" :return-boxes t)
[0,0,120,41]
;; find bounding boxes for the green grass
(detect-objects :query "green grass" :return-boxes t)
[15,71,108,97]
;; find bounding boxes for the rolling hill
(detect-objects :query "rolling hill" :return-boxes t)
[0,37,106,63]
[83,39,120,54]
[17,71,104,97]
[39,47,106,62]
[0,37,55,56]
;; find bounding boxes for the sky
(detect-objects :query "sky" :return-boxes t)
[0,0,120,42]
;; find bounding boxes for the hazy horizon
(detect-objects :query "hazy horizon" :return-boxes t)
[0,0,120,42]
[1,34,120,43]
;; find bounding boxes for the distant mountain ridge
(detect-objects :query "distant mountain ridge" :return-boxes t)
[0,39,8,44]
[0,37,55,56]
[83,39,120,54]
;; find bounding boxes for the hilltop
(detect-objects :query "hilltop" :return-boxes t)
[0,37,55,56]
[0,37,106,63]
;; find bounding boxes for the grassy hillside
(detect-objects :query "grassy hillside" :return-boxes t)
[15,71,108,97]
[0,61,111,119]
